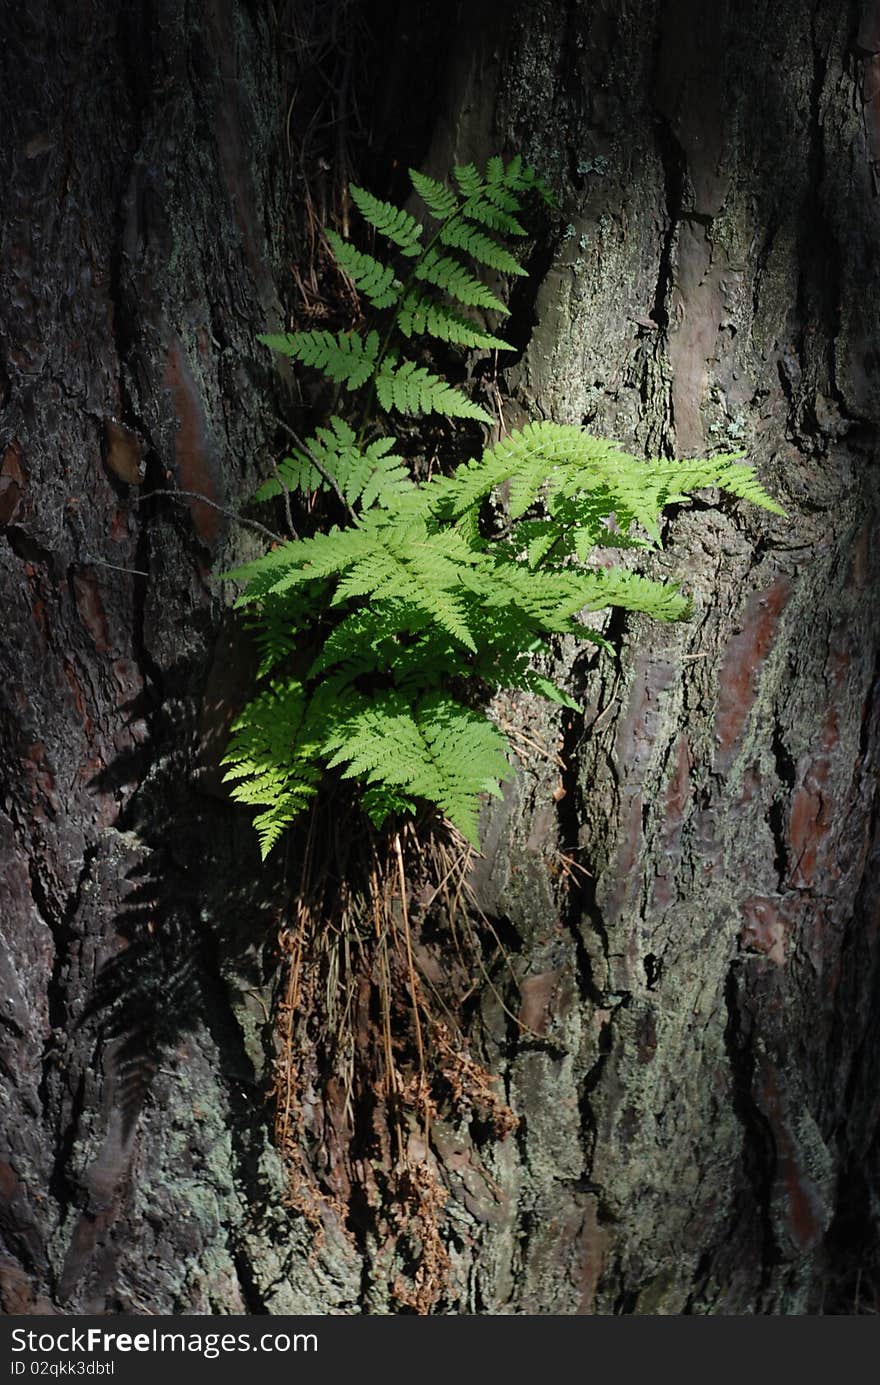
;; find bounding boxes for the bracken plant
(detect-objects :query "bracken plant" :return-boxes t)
[222,155,784,858]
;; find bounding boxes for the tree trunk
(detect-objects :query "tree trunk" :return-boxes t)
[2,0,878,1315]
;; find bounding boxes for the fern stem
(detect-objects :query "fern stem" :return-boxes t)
[271,415,357,522]
[268,451,297,539]
[394,832,429,1144]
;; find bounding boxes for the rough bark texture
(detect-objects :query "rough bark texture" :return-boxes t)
[2,0,879,1315]
[0,0,361,1313]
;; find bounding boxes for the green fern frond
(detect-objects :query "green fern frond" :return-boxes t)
[323,690,510,844]
[437,220,527,276]
[258,329,379,390]
[463,197,527,237]
[231,155,781,860]
[375,358,493,424]
[485,155,506,185]
[409,168,459,221]
[396,291,514,351]
[308,599,430,680]
[453,163,484,199]
[361,783,418,826]
[254,418,412,511]
[657,455,786,515]
[517,670,585,711]
[349,184,424,257]
[331,513,480,650]
[479,181,523,213]
[226,525,374,604]
[250,593,304,676]
[474,557,690,631]
[503,156,558,206]
[254,415,357,500]
[352,436,414,509]
[325,230,400,308]
[221,680,321,858]
[253,450,319,501]
[414,249,509,314]
[426,422,573,519]
[573,566,692,622]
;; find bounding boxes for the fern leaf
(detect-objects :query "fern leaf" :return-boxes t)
[325,230,400,308]
[427,422,568,519]
[250,593,304,676]
[485,155,506,185]
[503,156,558,206]
[226,525,374,604]
[255,418,412,511]
[415,249,509,314]
[409,168,459,221]
[361,783,418,826]
[349,184,423,257]
[221,680,320,858]
[438,219,527,275]
[358,438,414,509]
[472,555,690,632]
[308,599,429,680]
[323,690,510,844]
[518,671,584,711]
[396,291,514,351]
[253,451,318,502]
[453,163,484,199]
[258,329,379,390]
[376,358,493,424]
[331,513,480,650]
[254,416,353,500]
[574,567,692,622]
[336,434,414,510]
[464,198,527,237]
[666,455,786,515]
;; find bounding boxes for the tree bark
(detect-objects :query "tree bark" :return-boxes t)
[1,0,878,1315]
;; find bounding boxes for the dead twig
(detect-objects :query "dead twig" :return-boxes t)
[131,489,286,545]
[271,414,357,522]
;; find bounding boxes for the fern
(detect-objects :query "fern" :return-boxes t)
[229,155,783,854]
[375,358,493,423]
[325,230,400,309]
[414,248,508,314]
[408,168,459,221]
[322,691,510,847]
[437,220,527,276]
[348,185,423,257]
[222,681,322,859]
[396,290,514,352]
[258,329,379,390]
[254,416,412,511]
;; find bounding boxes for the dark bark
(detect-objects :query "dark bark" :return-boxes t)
[0,0,361,1313]
[1,0,879,1315]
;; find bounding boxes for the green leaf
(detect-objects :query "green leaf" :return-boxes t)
[323,690,511,845]
[453,163,484,199]
[258,329,379,389]
[375,358,493,424]
[464,197,527,237]
[254,417,411,511]
[349,184,424,257]
[325,230,400,308]
[438,220,527,275]
[414,249,509,314]
[221,680,321,858]
[396,290,514,351]
[409,168,459,221]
